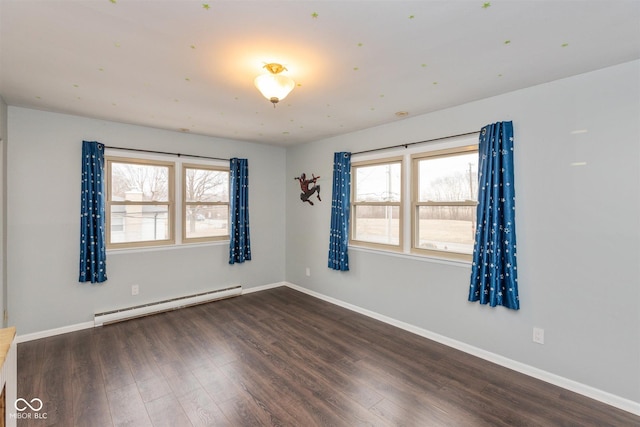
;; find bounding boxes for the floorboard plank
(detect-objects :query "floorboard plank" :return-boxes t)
[72,374,112,427]
[106,382,152,427]
[178,387,230,426]
[145,393,192,427]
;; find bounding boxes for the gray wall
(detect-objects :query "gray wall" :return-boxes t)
[285,60,640,403]
[7,107,286,335]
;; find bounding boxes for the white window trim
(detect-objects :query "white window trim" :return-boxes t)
[104,148,229,252]
[349,133,479,264]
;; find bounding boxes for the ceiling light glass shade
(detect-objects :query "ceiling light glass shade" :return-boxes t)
[254,64,295,105]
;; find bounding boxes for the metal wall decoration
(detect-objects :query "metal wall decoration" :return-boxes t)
[294,173,321,205]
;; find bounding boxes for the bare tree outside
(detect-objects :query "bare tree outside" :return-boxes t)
[184,168,228,202]
[184,167,229,236]
[108,161,172,244]
[107,160,231,246]
[416,152,478,253]
[111,162,169,201]
[351,150,478,255]
[427,170,474,203]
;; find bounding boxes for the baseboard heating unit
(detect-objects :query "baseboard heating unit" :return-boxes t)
[94,285,242,326]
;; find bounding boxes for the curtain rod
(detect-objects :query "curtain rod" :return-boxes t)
[104,145,229,162]
[352,130,479,155]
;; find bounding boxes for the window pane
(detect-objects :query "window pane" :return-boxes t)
[416,206,476,254]
[110,205,170,243]
[185,205,229,239]
[355,163,401,202]
[353,205,400,245]
[418,153,477,202]
[185,168,229,202]
[111,162,170,202]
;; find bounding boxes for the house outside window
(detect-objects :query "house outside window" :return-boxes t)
[107,157,175,249]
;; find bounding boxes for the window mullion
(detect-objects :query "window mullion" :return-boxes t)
[417,201,478,207]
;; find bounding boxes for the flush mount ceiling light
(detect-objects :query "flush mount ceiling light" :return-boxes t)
[254,63,295,107]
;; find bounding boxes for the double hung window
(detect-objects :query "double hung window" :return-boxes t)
[183,164,230,243]
[411,146,478,261]
[349,139,478,262]
[350,157,403,251]
[107,158,174,248]
[106,155,229,249]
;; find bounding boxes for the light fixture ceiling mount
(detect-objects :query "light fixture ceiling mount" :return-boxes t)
[254,63,295,107]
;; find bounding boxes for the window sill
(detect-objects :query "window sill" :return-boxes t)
[348,244,472,268]
[107,239,229,255]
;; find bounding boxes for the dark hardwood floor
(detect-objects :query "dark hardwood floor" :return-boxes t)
[17,287,640,426]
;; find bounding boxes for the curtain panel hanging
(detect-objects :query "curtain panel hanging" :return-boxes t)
[328,152,352,271]
[229,158,251,264]
[79,140,107,283]
[469,121,519,309]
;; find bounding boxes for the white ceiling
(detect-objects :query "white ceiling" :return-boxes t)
[1,1,639,147]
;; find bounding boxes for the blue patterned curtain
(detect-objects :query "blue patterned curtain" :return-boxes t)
[469,121,519,309]
[328,152,351,271]
[79,140,107,283]
[229,158,251,264]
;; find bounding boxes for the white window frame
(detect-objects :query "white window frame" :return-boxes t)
[105,149,229,250]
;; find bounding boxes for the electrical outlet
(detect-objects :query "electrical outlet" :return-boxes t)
[131,284,139,296]
[533,327,544,344]
[306,267,311,277]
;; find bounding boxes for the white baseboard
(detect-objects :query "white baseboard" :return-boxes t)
[283,282,640,417]
[16,321,94,344]
[242,281,286,294]
[15,282,287,343]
